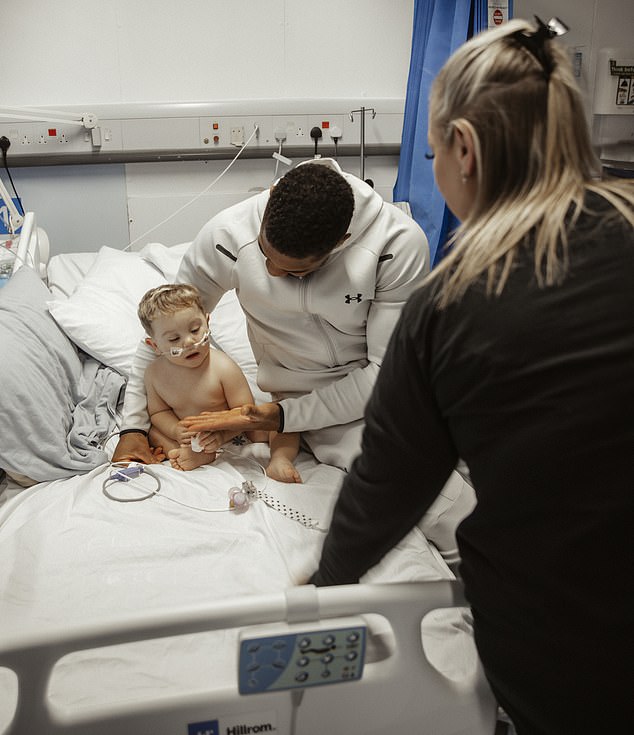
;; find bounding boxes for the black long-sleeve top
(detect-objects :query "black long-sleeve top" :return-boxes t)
[310,193,634,728]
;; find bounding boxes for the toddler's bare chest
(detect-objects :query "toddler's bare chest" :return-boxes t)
[157,366,228,417]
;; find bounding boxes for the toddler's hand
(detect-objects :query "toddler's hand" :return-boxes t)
[174,423,194,446]
[195,430,226,453]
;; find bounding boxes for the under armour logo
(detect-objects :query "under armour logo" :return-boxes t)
[345,293,363,304]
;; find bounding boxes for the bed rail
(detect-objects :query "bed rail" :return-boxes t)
[12,211,49,279]
[0,581,497,735]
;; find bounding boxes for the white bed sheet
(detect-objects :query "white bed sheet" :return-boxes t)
[0,442,468,722]
[0,245,489,733]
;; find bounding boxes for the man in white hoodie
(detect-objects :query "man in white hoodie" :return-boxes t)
[114,159,428,471]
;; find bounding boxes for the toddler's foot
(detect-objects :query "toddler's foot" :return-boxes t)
[168,446,217,471]
[267,457,302,483]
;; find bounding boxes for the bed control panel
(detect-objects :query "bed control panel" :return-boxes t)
[238,621,367,694]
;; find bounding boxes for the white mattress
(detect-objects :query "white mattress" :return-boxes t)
[0,442,473,723]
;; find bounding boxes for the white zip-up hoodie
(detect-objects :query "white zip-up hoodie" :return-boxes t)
[123,159,429,434]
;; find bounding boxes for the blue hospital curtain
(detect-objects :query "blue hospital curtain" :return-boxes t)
[394,1,512,266]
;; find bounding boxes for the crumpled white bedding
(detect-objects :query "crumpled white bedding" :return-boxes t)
[0,266,125,485]
[0,443,476,722]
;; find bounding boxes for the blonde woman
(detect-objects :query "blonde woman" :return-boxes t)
[310,18,634,734]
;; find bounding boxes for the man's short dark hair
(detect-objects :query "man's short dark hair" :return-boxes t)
[263,164,355,259]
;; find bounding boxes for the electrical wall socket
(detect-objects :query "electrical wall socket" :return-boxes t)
[1,101,404,162]
[306,115,346,145]
[276,117,308,143]
[0,120,123,158]
[218,112,402,154]
[230,126,245,146]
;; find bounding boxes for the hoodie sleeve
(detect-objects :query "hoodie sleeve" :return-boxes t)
[280,206,429,432]
[119,341,156,431]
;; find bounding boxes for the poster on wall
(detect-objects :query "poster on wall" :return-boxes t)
[610,59,634,106]
[488,1,510,28]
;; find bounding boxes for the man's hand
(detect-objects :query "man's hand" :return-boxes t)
[179,403,281,434]
[111,432,163,465]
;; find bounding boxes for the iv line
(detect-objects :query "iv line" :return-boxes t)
[102,447,268,513]
[124,124,260,251]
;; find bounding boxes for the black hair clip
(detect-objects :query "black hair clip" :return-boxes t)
[512,15,570,78]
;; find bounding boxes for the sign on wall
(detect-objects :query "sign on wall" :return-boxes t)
[610,60,634,106]
[488,1,510,27]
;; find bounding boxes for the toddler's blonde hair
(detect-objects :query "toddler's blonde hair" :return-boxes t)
[138,283,206,334]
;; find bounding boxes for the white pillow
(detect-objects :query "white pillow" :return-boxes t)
[47,247,166,377]
[47,251,98,298]
[47,245,271,403]
[138,241,190,282]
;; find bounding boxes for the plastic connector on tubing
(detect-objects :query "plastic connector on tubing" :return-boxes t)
[110,465,145,482]
[228,485,250,512]
[329,125,342,142]
[274,127,287,143]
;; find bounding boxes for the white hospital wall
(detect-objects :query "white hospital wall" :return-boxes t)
[516,0,634,171]
[4,1,413,105]
[515,0,634,116]
[3,1,631,254]
[2,0,415,253]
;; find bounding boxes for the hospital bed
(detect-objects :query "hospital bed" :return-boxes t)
[0,215,497,734]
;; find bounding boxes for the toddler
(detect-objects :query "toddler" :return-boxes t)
[138,283,301,482]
